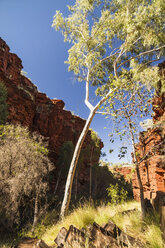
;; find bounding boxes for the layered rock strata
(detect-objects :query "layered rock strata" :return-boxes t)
[0,37,103,191]
[54,219,143,247]
[132,62,165,201]
[113,167,133,183]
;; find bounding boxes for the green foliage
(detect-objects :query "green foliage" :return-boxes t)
[106,183,128,204]
[53,0,164,88]
[53,0,165,217]
[0,81,8,124]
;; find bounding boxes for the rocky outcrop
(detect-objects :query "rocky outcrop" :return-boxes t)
[14,217,144,248]
[113,167,133,183]
[14,237,51,248]
[0,38,103,193]
[54,220,143,247]
[132,62,165,201]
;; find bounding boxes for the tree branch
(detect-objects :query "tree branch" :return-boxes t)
[72,29,88,43]
[114,47,125,79]
[118,45,165,69]
[85,69,95,111]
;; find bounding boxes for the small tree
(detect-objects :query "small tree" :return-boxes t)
[53,0,165,217]
[103,74,161,218]
[0,125,54,230]
[0,81,8,124]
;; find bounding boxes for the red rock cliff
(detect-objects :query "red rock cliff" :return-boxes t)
[0,38,103,191]
[132,62,165,201]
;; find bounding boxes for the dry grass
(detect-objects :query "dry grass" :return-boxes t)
[41,201,141,246]
[1,201,163,247]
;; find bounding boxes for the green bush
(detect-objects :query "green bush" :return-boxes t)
[0,124,54,231]
[106,183,128,204]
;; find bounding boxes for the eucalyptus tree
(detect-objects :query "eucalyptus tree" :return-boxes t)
[102,77,155,217]
[52,0,165,217]
[100,61,165,218]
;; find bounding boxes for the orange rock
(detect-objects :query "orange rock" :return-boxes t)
[132,62,165,201]
[0,38,103,192]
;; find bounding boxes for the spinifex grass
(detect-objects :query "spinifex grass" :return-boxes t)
[6,201,162,247]
[41,200,140,246]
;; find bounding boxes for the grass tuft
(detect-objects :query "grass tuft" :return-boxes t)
[41,200,140,246]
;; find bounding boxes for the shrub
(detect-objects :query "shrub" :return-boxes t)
[0,124,54,231]
[106,183,128,204]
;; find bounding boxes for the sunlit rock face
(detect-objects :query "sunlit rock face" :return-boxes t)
[0,38,103,193]
[132,62,165,201]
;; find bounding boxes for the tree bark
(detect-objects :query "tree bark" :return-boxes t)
[75,170,78,201]
[129,122,146,219]
[161,206,165,242]
[60,110,95,218]
[32,190,39,232]
[89,147,94,200]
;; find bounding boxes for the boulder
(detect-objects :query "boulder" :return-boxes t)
[14,237,51,248]
[153,191,165,213]
[54,220,144,248]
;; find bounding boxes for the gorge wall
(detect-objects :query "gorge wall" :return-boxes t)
[0,38,103,196]
[132,62,165,201]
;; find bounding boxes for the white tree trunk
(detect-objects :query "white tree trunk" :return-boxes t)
[75,170,78,201]
[60,110,95,218]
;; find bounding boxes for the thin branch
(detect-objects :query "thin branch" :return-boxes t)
[138,58,162,70]
[100,49,120,63]
[114,47,125,78]
[94,88,115,113]
[96,111,109,115]
[136,140,164,166]
[90,49,121,76]
[132,36,142,46]
[72,29,88,43]
[118,45,165,69]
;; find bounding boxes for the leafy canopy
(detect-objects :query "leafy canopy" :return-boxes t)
[53,0,164,217]
[53,0,165,91]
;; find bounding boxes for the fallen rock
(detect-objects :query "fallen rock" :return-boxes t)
[54,220,144,248]
[90,222,119,248]
[153,191,165,213]
[54,227,67,247]
[14,237,51,248]
[104,221,143,247]
[104,221,122,238]
[65,225,87,248]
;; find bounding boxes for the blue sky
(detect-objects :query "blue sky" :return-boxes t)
[0,0,134,163]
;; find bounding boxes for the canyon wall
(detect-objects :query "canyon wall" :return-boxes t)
[0,38,103,195]
[132,62,165,201]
